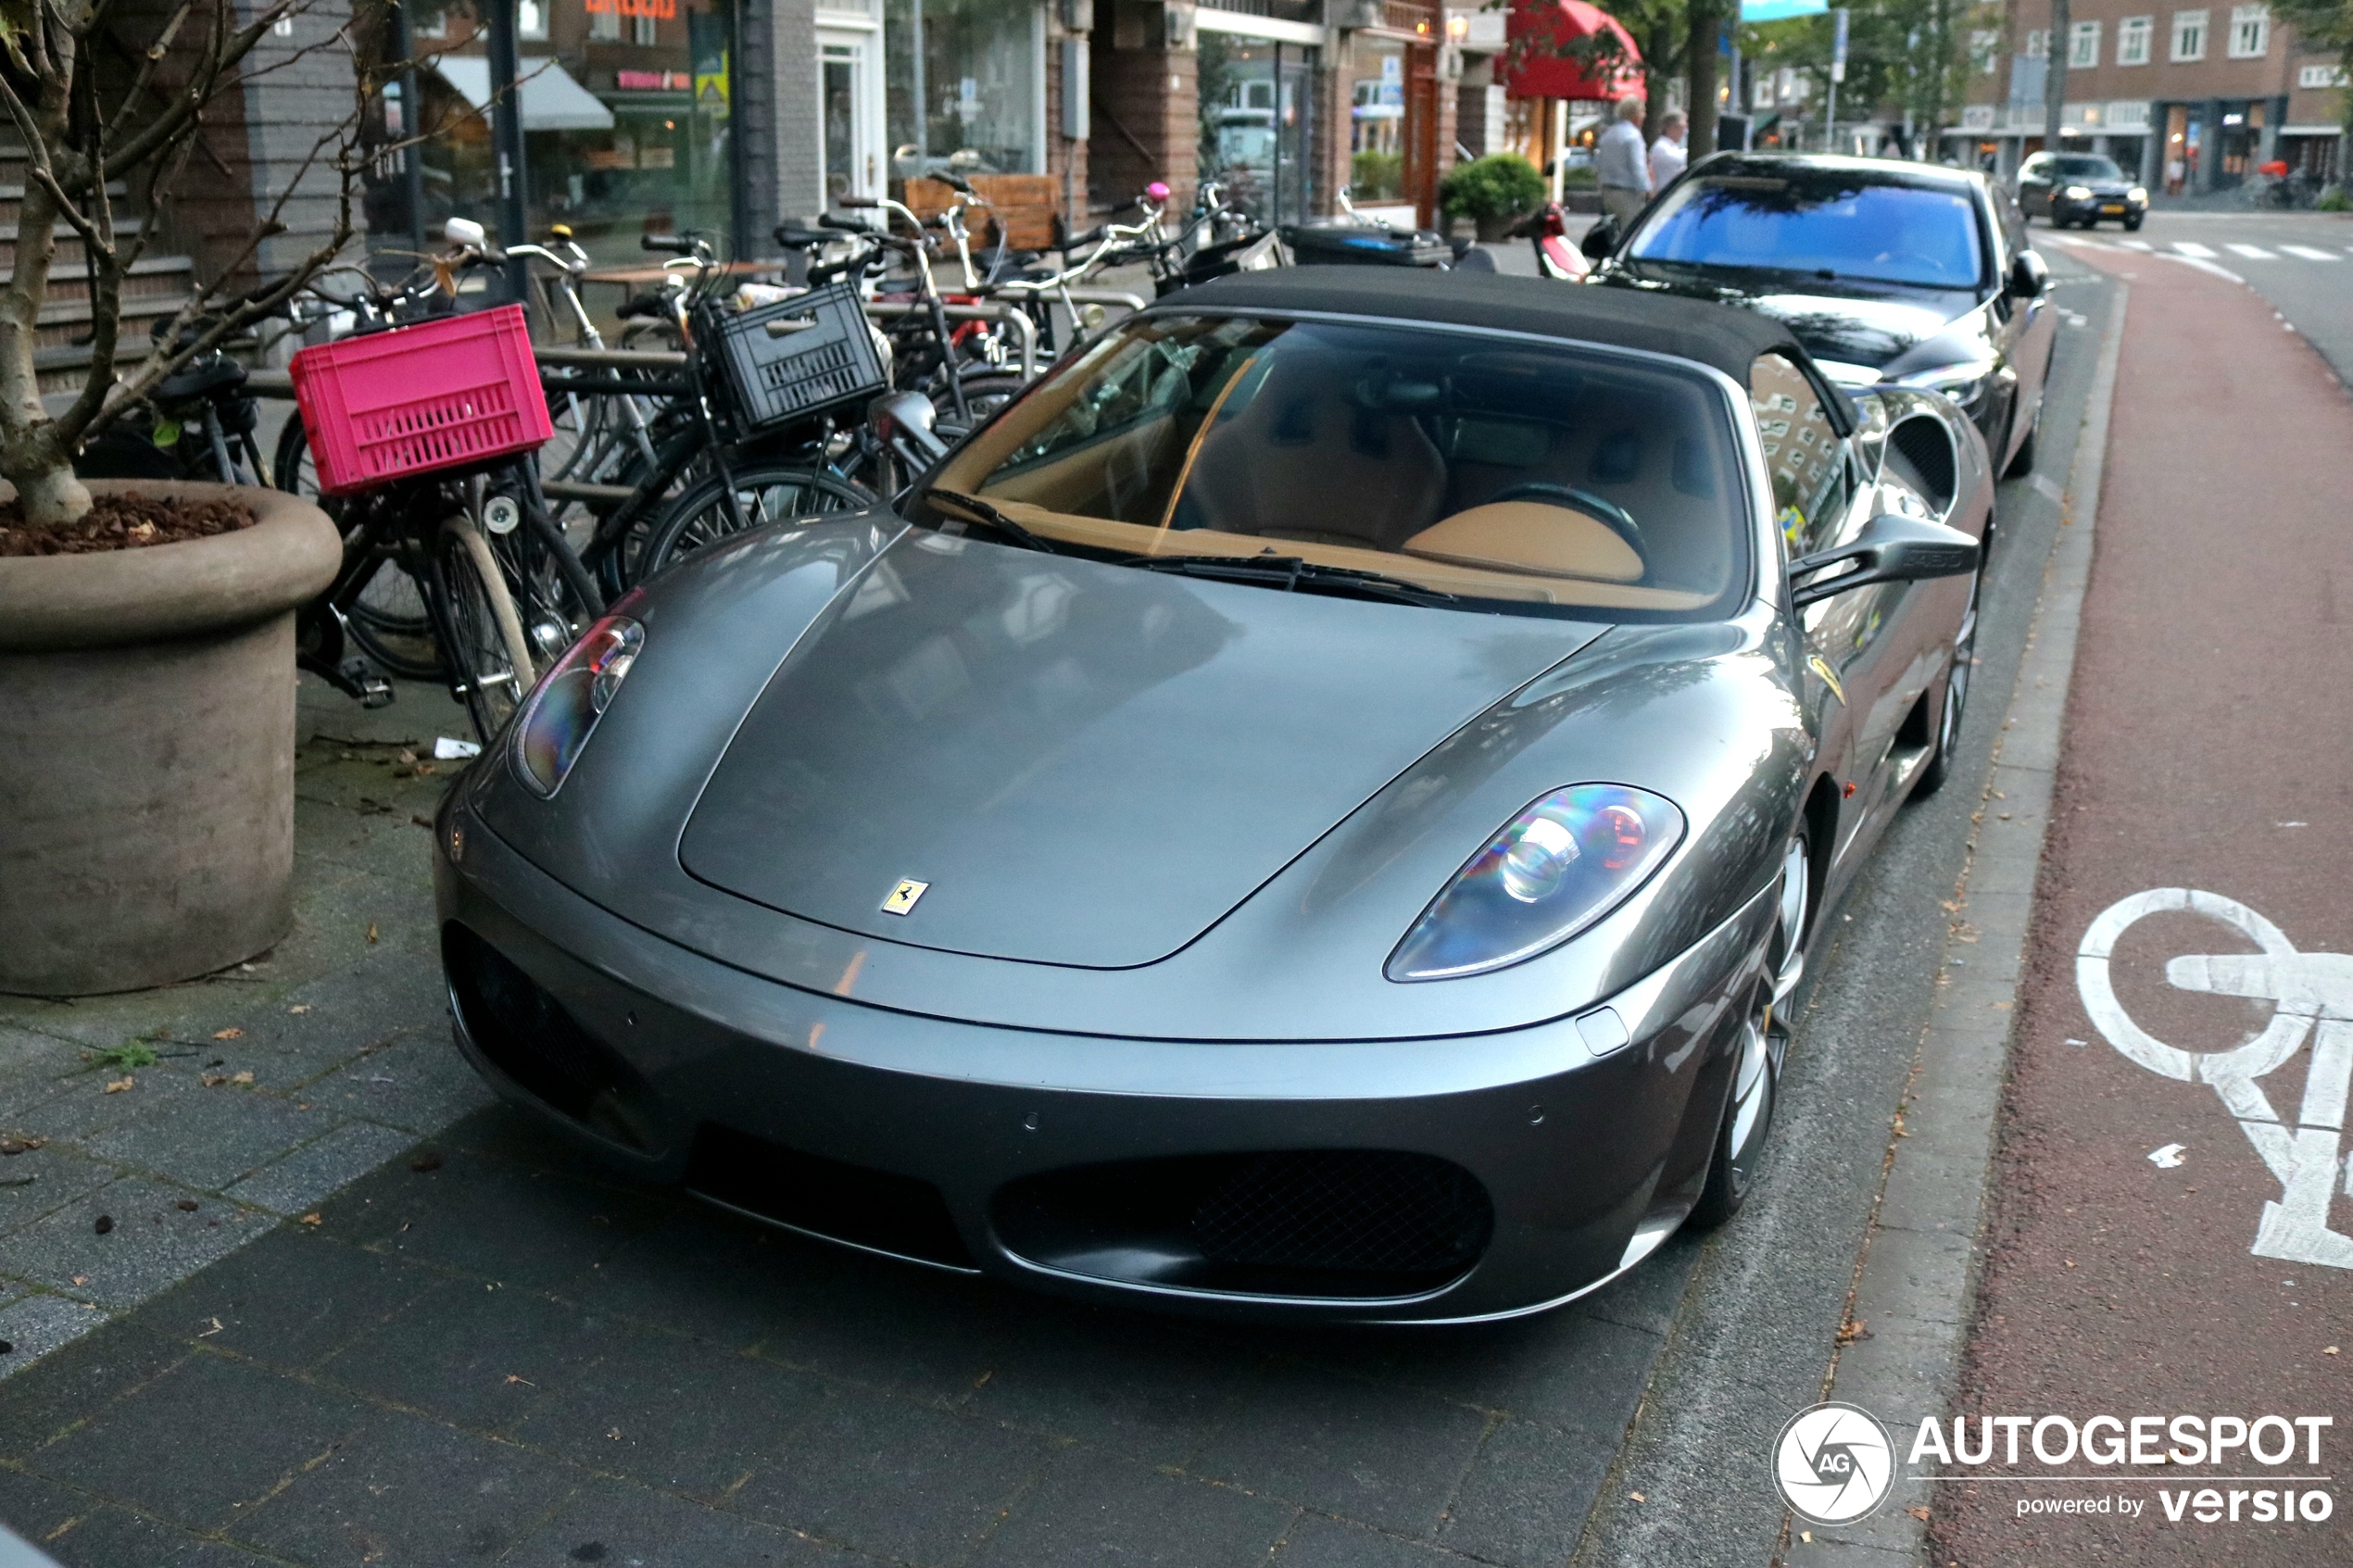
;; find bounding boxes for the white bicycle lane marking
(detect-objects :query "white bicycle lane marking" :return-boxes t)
[2078,888,2353,1271]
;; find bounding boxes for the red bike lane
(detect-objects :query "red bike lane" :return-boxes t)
[1929,247,2353,1564]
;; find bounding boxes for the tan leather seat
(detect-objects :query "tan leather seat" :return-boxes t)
[1400,502,1645,583]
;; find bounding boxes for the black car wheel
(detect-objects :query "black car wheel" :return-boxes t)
[1911,567,1979,799]
[2004,399,2040,479]
[2123,215,2144,232]
[1691,834,1806,1227]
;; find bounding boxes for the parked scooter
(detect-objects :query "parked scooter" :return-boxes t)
[1510,201,1592,281]
[1279,186,1453,269]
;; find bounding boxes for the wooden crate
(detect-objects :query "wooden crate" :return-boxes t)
[901,174,1062,252]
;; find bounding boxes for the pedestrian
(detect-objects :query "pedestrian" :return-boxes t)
[1648,110,1689,193]
[1597,97,1651,228]
[2165,153,2185,196]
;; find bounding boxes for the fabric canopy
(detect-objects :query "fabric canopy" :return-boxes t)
[434,56,616,132]
[1504,0,1645,102]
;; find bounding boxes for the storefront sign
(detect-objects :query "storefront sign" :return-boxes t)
[585,0,679,17]
[616,69,694,89]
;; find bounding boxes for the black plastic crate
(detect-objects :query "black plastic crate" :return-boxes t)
[711,282,888,432]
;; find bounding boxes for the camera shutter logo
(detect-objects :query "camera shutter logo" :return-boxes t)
[1773,1402,1895,1525]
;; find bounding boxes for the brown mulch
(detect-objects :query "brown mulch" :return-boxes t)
[0,491,258,558]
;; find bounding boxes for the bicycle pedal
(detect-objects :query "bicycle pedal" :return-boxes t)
[342,660,396,708]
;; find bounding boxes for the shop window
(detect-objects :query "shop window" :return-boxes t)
[635,11,659,44]
[519,0,547,41]
[2171,9,2207,61]
[1969,30,2000,74]
[2069,21,2100,67]
[2227,4,2269,57]
[2118,16,2152,65]
[591,6,622,41]
[883,0,1043,179]
[1197,31,1318,227]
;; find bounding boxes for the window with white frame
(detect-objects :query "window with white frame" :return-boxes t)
[518,0,547,41]
[2070,20,2101,66]
[2171,9,2208,60]
[1970,29,2001,73]
[2227,4,2268,56]
[2025,28,2048,56]
[2117,15,2152,63]
[634,11,658,44]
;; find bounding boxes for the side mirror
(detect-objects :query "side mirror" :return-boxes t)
[443,217,487,250]
[1789,514,1979,609]
[2007,250,2048,298]
[1579,215,1618,262]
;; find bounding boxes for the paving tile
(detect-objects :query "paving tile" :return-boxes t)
[222,1120,421,1215]
[1275,1513,1469,1567]
[321,1144,648,1291]
[0,1295,108,1380]
[21,1064,215,1144]
[0,1315,186,1460]
[135,1228,440,1372]
[318,1274,619,1433]
[30,1350,374,1530]
[314,1033,496,1135]
[556,1198,863,1354]
[0,1027,85,1118]
[237,1404,578,1565]
[1436,1414,1614,1567]
[509,1325,826,1496]
[964,1306,1256,1467]
[1188,1360,1491,1538]
[0,1141,120,1240]
[736,1390,1054,1564]
[0,1466,271,1567]
[1280,1306,1665,1437]
[742,1261,1026,1407]
[498,1479,830,1567]
[83,1087,339,1191]
[969,1446,1294,1568]
[4,1175,269,1309]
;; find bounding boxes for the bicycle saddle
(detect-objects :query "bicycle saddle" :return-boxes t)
[156,356,247,402]
[616,293,672,321]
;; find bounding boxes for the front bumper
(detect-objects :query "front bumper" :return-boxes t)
[2054,194,2145,222]
[432,797,1771,1323]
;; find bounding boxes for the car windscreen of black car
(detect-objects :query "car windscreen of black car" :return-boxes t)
[926,313,1752,621]
[1628,171,1988,292]
[2043,156,2125,181]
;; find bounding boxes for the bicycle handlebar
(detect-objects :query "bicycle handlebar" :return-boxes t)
[640,233,697,255]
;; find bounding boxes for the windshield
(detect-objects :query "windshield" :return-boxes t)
[926,314,1753,620]
[2043,156,2124,180]
[1629,172,1987,291]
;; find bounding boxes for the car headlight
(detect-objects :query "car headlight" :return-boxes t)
[1891,358,1997,412]
[2128,186,2148,203]
[512,615,643,797]
[1387,784,1685,982]
[2063,185,2093,200]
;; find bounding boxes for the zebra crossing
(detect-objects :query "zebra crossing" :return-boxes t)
[2045,232,2347,264]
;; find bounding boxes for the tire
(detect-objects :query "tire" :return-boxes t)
[1910,567,1980,799]
[933,370,1029,440]
[433,519,535,745]
[2123,216,2143,232]
[2003,403,2039,478]
[1689,833,1806,1228]
[278,421,446,680]
[637,465,875,582]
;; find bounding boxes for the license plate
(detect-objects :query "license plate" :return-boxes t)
[2101,205,2125,214]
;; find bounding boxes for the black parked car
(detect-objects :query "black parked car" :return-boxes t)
[1583,153,2057,481]
[2016,151,2148,230]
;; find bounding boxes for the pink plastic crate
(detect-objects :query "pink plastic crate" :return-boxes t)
[290,304,553,496]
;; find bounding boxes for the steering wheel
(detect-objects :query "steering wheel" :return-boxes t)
[1485,483,1645,555]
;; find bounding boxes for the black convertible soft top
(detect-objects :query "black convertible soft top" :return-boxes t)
[1171,266,1809,386]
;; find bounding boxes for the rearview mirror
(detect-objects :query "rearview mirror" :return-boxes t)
[1580,215,1618,262]
[1789,514,1980,609]
[443,217,487,250]
[2007,250,2048,298]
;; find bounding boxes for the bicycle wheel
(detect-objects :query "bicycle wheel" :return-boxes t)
[279,420,446,679]
[637,465,875,582]
[433,518,536,744]
[932,370,1028,441]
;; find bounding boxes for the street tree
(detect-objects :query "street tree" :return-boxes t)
[0,0,374,527]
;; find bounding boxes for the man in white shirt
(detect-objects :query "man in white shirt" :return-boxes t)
[1595,97,1651,227]
[1648,110,1689,193]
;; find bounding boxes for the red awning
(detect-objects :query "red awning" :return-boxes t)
[1504,0,1644,102]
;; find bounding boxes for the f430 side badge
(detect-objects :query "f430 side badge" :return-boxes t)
[1807,654,1845,706]
[881,879,929,915]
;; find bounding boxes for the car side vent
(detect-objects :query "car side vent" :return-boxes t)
[1885,417,1958,517]
[443,924,661,1153]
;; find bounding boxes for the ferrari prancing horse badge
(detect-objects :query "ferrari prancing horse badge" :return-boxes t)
[882,879,929,915]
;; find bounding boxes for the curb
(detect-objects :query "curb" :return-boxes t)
[1782,277,2133,1565]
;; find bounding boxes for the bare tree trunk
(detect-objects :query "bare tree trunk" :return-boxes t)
[1687,2,1724,159]
[0,49,96,527]
[2045,0,2070,150]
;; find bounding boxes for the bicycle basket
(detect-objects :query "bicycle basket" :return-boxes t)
[711,282,888,433]
[290,304,554,496]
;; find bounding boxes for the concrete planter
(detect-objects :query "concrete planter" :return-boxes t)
[0,482,342,996]
[1474,212,1523,244]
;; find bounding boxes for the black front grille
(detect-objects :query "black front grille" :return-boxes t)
[443,924,660,1153]
[685,1123,975,1271]
[993,1149,1492,1299]
[1191,1150,1491,1276]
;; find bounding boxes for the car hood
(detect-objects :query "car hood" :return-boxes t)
[2055,178,2138,195]
[1596,268,1976,371]
[676,529,1605,969]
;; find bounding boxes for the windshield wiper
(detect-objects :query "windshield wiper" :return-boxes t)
[920,487,1062,553]
[1123,554,1461,608]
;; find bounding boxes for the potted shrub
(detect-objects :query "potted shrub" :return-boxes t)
[1440,153,1549,243]
[0,0,368,995]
